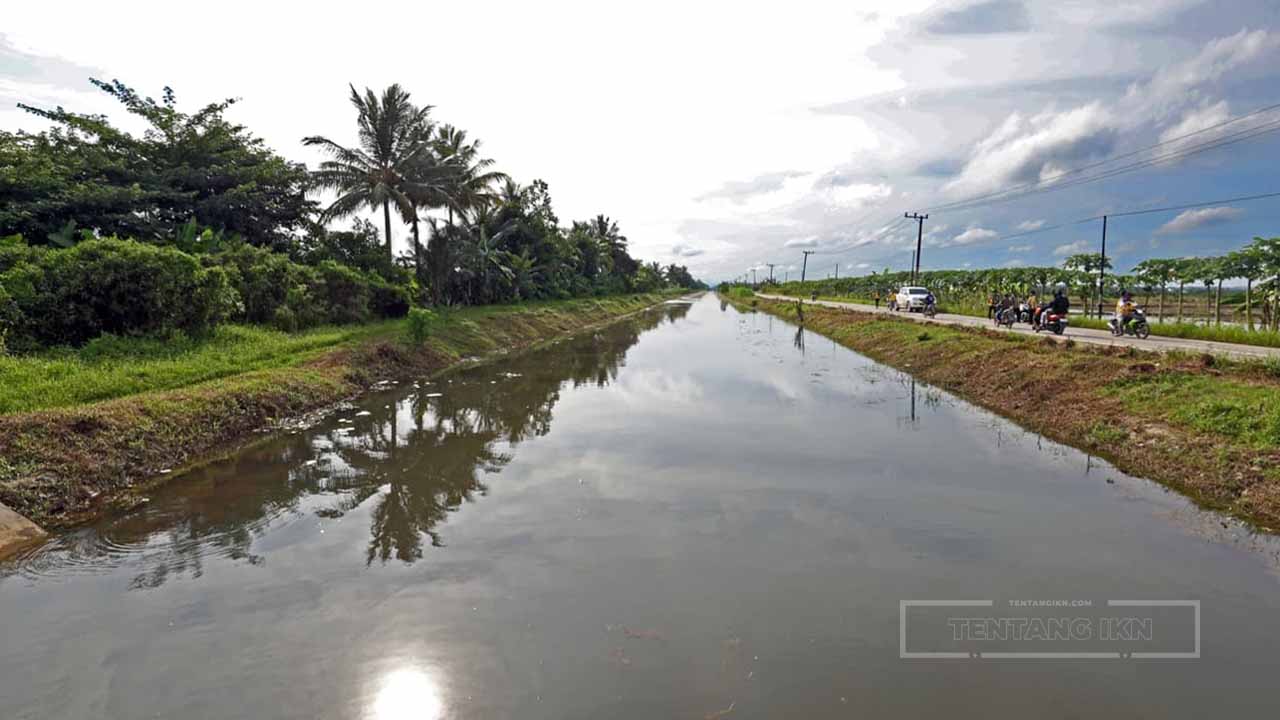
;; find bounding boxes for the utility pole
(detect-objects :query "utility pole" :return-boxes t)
[784,271,789,283]
[752,268,757,285]
[1097,215,1108,320]
[766,263,776,283]
[801,250,815,282]
[834,264,839,280]
[905,212,928,284]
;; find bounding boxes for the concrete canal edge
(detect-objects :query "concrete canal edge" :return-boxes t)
[0,501,45,558]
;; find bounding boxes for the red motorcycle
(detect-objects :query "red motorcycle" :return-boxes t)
[1035,310,1069,335]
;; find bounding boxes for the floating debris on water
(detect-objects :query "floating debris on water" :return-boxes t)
[426,392,443,398]
[608,647,632,667]
[703,701,735,719]
[622,626,663,640]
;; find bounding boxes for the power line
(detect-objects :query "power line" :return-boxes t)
[813,216,909,255]
[1084,190,1280,221]
[951,189,1280,250]
[802,102,1280,266]
[924,100,1280,215]
[931,117,1280,215]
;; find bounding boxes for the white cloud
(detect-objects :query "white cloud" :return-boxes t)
[950,226,998,246]
[1002,258,1026,267]
[1053,239,1091,257]
[821,182,893,208]
[1159,100,1231,146]
[945,103,1115,197]
[670,243,704,257]
[1009,243,1033,252]
[1155,206,1243,234]
[1129,29,1276,120]
[1015,219,1045,231]
[784,237,819,248]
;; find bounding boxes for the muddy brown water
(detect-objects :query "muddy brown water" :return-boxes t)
[3,295,1280,719]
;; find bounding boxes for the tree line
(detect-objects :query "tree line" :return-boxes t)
[0,80,702,350]
[746,235,1280,330]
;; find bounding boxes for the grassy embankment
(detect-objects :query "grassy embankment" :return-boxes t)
[764,286,1280,349]
[0,293,671,527]
[727,294,1280,532]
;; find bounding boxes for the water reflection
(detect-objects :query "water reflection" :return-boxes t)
[371,667,444,720]
[7,302,691,583]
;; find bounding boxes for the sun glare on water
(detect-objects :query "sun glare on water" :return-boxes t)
[371,668,444,720]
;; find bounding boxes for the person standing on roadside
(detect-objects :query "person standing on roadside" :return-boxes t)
[874,289,881,309]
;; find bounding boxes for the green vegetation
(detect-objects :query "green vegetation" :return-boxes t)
[1106,373,1280,448]
[740,235,1280,339]
[0,321,395,414]
[406,308,436,346]
[0,79,705,358]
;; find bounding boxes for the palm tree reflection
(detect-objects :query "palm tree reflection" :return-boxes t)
[26,304,690,586]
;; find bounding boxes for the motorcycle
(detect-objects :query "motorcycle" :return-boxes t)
[995,306,1016,328]
[923,300,937,318]
[1017,302,1032,324]
[1036,310,1069,335]
[1109,307,1150,339]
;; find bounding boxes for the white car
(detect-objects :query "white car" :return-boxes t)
[894,286,932,312]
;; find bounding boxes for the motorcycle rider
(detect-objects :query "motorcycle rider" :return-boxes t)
[1044,287,1070,328]
[996,293,1015,324]
[924,290,937,314]
[1112,291,1137,334]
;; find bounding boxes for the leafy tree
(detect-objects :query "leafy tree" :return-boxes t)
[2,80,314,247]
[1228,243,1266,330]
[1132,258,1177,323]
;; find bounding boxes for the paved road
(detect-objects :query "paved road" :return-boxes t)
[755,293,1280,361]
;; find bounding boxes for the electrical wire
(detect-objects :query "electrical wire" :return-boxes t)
[931,117,1280,214]
[924,100,1280,215]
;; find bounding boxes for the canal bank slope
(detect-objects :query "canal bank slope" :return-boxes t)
[726,294,1280,533]
[0,294,673,536]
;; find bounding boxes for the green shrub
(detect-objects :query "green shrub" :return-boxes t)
[272,305,299,332]
[313,260,370,325]
[211,244,303,324]
[0,238,231,347]
[406,307,436,346]
[368,276,411,319]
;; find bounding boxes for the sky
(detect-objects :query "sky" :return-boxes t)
[4,0,1280,283]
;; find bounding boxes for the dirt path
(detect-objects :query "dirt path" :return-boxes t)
[756,293,1280,361]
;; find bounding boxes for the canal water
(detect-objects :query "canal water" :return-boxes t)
[3,295,1279,719]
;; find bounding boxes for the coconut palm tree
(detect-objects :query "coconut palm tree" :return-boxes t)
[303,84,433,259]
[423,125,507,303]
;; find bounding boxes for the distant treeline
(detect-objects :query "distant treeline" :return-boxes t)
[727,236,1280,330]
[0,80,703,350]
